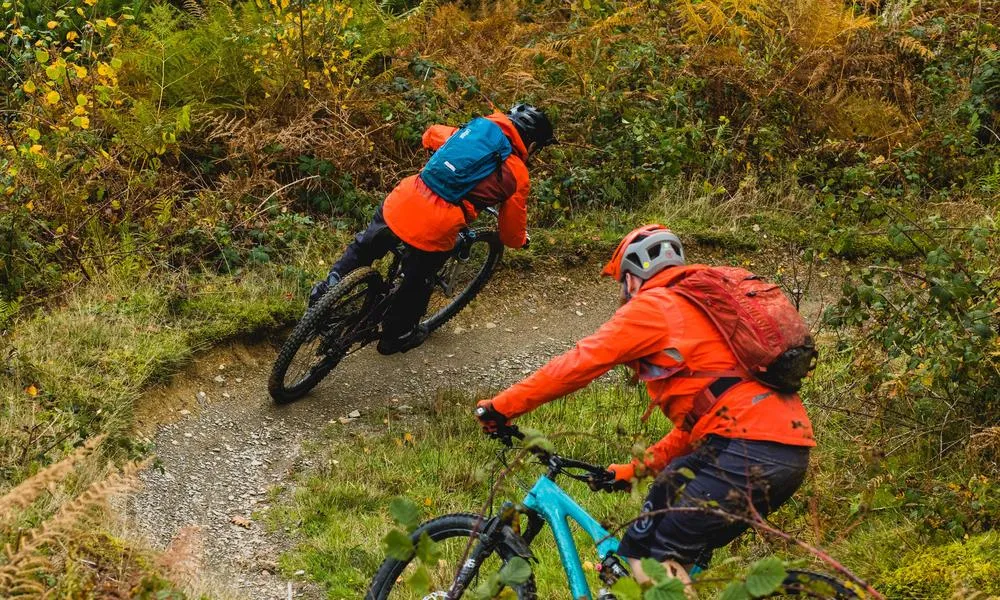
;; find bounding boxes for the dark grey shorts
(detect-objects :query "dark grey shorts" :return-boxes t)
[617,435,810,567]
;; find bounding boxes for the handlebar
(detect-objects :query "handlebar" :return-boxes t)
[474,409,627,493]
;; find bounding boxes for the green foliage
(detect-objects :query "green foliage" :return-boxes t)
[469,557,533,599]
[878,531,1000,598]
[4,0,999,309]
[637,559,686,600]
[828,216,999,437]
[743,557,787,597]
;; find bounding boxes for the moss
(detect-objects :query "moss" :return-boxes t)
[878,532,1000,598]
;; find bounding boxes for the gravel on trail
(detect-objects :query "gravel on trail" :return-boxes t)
[125,270,617,599]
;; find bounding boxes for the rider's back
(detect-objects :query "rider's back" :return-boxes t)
[383,112,531,252]
[490,265,816,451]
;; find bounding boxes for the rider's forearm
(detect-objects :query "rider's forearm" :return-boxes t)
[493,297,674,419]
[491,348,613,419]
[497,161,529,249]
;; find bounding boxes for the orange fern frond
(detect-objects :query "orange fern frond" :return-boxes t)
[898,35,934,60]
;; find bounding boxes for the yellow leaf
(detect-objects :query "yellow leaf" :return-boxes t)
[84,0,97,5]
[76,7,85,16]
[23,80,36,93]
[45,90,60,105]
[74,105,86,115]
[26,128,40,141]
[423,497,433,507]
[47,21,59,30]
[105,17,117,27]
[111,199,120,209]
[72,116,90,129]
[66,31,79,41]
[302,79,310,90]
[76,93,88,106]
[25,384,38,396]
[29,145,43,155]
[403,432,414,443]
[75,66,87,78]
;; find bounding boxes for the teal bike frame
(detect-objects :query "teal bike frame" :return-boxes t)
[522,475,620,599]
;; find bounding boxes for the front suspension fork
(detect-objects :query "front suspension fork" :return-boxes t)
[446,503,537,600]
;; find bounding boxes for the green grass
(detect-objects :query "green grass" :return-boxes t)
[0,262,317,491]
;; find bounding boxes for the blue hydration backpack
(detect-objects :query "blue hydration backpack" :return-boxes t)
[420,117,513,204]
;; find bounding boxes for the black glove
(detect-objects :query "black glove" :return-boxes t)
[587,470,632,493]
[475,403,510,436]
[521,234,531,250]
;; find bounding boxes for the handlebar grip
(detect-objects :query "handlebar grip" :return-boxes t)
[588,472,631,494]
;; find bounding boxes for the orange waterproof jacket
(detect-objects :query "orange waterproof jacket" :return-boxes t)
[489,267,816,473]
[383,112,531,252]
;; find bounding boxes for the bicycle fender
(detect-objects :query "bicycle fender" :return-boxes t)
[501,526,536,562]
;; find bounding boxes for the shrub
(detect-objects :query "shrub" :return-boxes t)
[878,531,1000,598]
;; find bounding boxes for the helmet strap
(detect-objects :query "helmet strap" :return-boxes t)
[621,273,644,303]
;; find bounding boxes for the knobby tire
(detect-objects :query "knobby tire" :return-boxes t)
[268,268,382,403]
[772,569,862,599]
[366,513,537,600]
[420,229,503,334]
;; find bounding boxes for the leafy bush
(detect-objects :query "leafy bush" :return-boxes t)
[827,216,998,438]
[4,0,999,306]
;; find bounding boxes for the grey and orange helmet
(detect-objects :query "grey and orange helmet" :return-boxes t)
[602,224,685,282]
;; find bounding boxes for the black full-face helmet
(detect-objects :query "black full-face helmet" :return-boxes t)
[506,104,558,151]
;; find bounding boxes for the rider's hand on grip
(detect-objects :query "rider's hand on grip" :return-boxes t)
[587,470,631,493]
[475,401,511,440]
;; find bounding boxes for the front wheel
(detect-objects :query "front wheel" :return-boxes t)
[421,229,504,333]
[366,513,537,600]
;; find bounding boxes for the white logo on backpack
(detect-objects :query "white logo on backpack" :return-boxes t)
[443,161,457,172]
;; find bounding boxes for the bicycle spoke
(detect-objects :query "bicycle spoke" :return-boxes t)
[281,281,376,389]
[382,535,508,599]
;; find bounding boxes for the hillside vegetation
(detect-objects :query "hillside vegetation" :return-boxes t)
[1,0,998,596]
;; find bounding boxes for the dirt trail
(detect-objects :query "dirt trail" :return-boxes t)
[125,267,618,599]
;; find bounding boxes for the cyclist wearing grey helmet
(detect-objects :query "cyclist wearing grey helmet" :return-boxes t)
[477,224,816,588]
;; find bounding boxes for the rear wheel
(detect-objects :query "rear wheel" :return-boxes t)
[421,229,503,333]
[268,268,383,403]
[366,513,536,600]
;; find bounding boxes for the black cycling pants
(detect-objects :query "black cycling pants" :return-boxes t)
[618,435,810,567]
[331,205,450,339]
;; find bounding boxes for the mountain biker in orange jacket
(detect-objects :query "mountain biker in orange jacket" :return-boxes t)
[310,105,556,355]
[476,225,816,585]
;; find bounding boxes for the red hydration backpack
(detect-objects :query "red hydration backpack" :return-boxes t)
[665,266,818,394]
